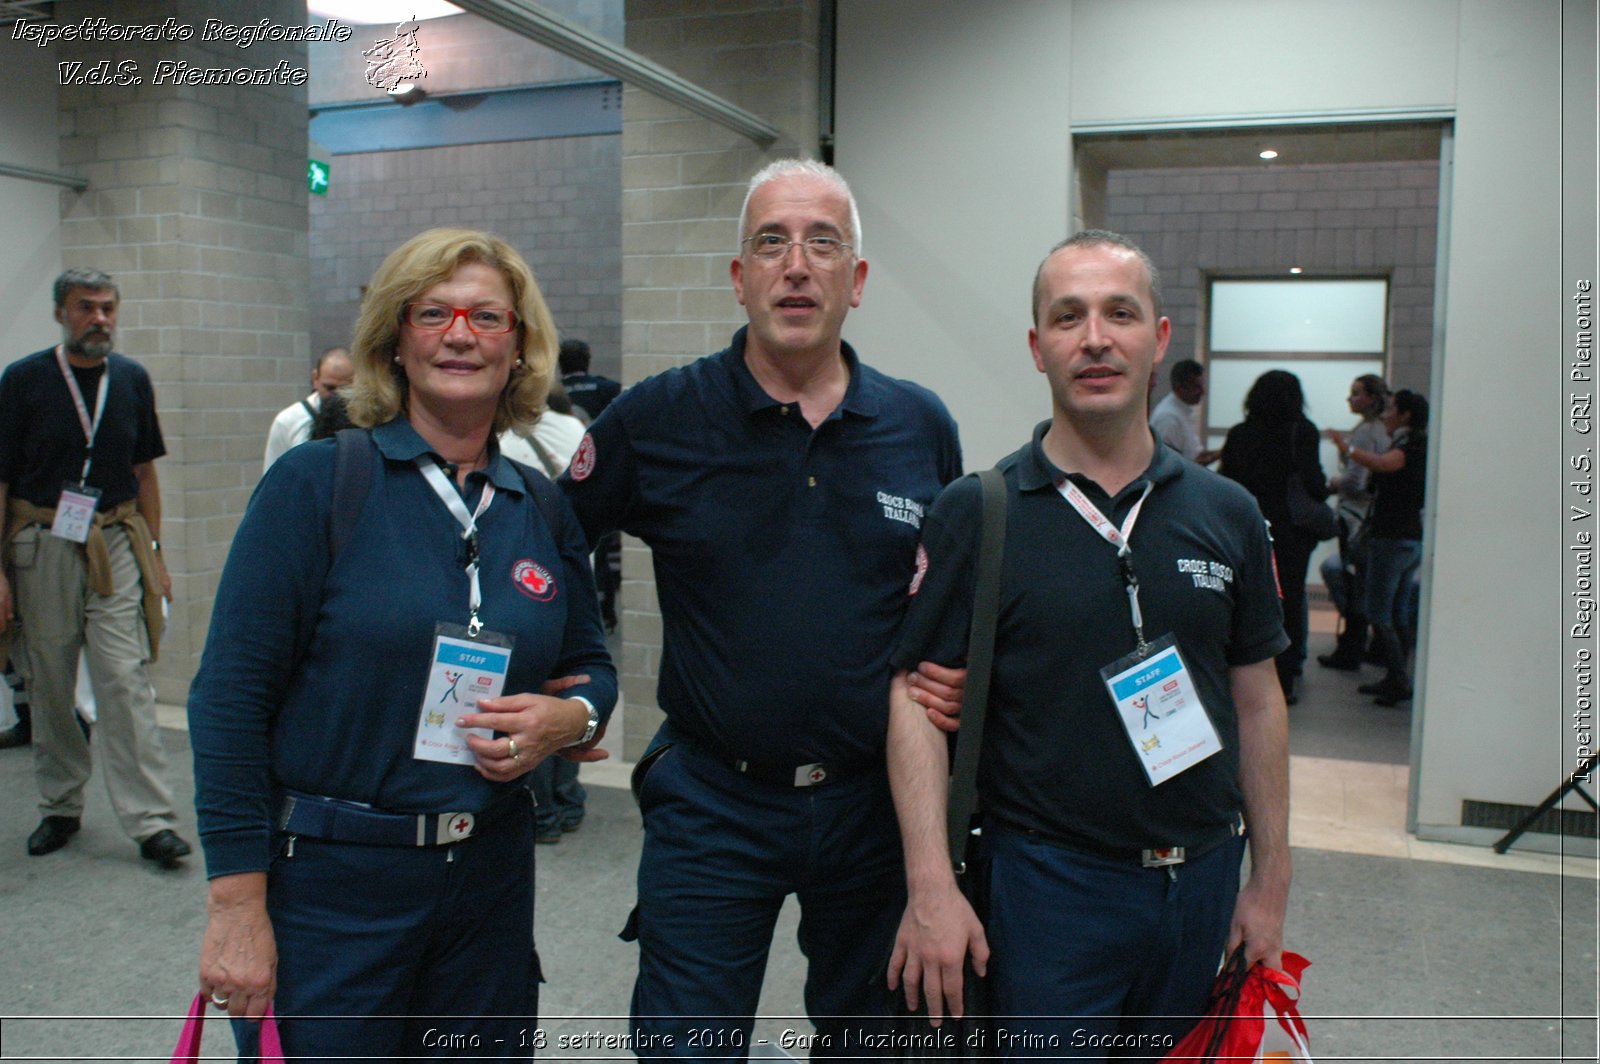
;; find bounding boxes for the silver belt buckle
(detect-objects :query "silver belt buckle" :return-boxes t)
[426,811,477,845]
[1141,846,1185,868]
[794,763,829,787]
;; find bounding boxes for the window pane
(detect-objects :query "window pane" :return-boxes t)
[1206,358,1386,439]
[1210,280,1387,352]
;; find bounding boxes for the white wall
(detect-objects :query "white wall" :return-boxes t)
[0,42,64,364]
[835,0,1589,846]
[836,0,1071,469]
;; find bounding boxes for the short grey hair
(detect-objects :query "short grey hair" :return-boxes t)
[736,158,864,259]
[53,268,118,308]
[1031,229,1162,323]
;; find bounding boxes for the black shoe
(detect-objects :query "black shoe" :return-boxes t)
[27,816,81,856]
[1361,674,1412,703]
[138,829,191,868]
[0,723,31,749]
[1317,651,1361,671]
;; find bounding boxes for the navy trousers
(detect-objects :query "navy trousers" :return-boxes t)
[234,792,540,1062]
[626,728,904,1060]
[984,827,1245,1061]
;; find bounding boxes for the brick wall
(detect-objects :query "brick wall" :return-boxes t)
[618,0,822,758]
[53,0,311,703]
[307,136,621,380]
[1105,160,1440,394]
[306,4,624,378]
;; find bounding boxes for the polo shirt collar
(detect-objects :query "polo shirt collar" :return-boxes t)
[721,326,881,420]
[372,417,524,494]
[1017,419,1187,500]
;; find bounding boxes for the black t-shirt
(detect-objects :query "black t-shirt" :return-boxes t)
[891,424,1288,851]
[0,348,165,509]
[1367,429,1426,540]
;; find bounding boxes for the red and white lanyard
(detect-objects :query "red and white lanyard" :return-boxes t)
[417,457,496,637]
[1057,477,1156,653]
[54,345,109,484]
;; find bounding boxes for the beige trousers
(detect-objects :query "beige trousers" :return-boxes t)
[9,522,175,840]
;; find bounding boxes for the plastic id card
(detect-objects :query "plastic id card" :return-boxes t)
[51,483,101,544]
[1099,634,1222,786]
[413,622,514,766]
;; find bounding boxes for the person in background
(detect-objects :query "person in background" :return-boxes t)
[262,346,354,472]
[189,228,615,1059]
[1149,358,1218,464]
[1219,369,1329,705]
[0,268,187,867]
[498,381,592,843]
[557,339,622,630]
[1317,374,1390,671]
[1328,389,1428,706]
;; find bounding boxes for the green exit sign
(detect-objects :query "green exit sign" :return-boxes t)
[308,159,330,196]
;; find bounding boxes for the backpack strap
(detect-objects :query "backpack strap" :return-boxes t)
[330,428,374,563]
[300,397,317,422]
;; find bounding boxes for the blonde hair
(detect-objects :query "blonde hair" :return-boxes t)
[346,228,557,435]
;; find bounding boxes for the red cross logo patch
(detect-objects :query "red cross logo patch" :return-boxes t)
[512,559,558,602]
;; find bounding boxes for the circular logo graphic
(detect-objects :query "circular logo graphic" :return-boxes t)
[512,559,558,602]
[570,433,597,481]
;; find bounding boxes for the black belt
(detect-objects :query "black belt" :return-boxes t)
[276,789,527,847]
[1005,815,1244,868]
[674,729,879,789]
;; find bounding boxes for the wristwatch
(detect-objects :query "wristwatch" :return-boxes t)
[566,698,600,748]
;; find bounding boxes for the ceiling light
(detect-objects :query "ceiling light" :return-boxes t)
[1289,267,1303,275]
[1259,149,1279,160]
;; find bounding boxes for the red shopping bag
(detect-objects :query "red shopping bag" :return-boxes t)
[170,991,285,1063]
[1164,949,1312,1062]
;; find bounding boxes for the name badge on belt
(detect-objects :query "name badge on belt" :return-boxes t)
[51,483,101,544]
[1099,634,1222,786]
[413,622,514,766]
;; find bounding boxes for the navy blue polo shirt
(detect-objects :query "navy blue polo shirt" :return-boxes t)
[560,327,962,766]
[0,348,164,508]
[892,423,1287,851]
[189,419,617,879]
[562,372,620,422]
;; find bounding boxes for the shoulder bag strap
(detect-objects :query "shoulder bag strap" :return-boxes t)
[330,427,374,563]
[946,466,1006,871]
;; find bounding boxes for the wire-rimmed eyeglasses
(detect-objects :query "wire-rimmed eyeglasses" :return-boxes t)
[741,233,854,264]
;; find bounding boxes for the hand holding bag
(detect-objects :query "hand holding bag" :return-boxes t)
[170,992,285,1064]
[1163,949,1313,1062]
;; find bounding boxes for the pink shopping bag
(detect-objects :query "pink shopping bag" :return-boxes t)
[170,991,285,1063]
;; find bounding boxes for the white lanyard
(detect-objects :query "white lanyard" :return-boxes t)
[1057,477,1156,653]
[417,457,496,637]
[53,345,110,484]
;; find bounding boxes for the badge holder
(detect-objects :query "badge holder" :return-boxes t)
[1100,634,1222,787]
[51,483,101,544]
[414,622,515,766]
